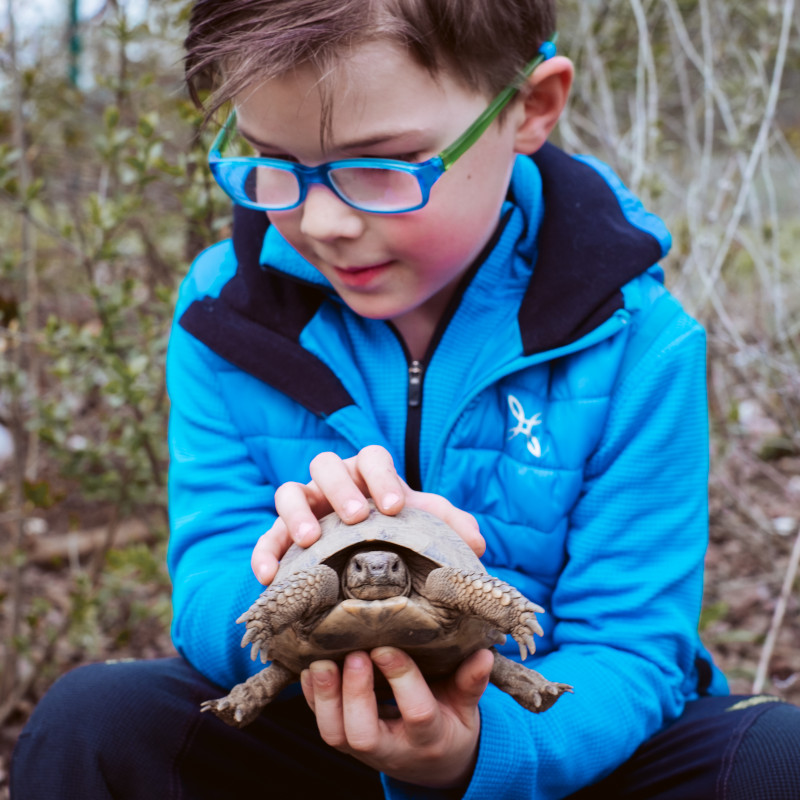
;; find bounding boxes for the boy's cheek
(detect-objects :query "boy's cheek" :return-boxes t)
[412,199,504,264]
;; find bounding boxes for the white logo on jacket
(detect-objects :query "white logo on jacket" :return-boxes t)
[508,395,542,458]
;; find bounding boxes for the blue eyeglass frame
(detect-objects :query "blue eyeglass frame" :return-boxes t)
[208,34,558,214]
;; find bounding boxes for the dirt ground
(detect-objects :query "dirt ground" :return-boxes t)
[703,451,800,705]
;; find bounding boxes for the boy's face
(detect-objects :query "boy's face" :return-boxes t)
[235,40,524,343]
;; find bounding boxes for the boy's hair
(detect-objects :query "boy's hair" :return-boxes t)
[185,0,556,119]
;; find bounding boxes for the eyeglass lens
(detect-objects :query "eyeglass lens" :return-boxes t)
[329,166,423,211]
[238,163,424,212]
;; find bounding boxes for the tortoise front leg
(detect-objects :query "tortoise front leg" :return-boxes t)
[425,567,544,659]
[201,661,297,728]
[239,564,340,663]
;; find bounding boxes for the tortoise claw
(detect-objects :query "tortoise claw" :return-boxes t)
[516,633,537,661]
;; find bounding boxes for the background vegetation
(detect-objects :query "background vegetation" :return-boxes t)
[1,0,798,791]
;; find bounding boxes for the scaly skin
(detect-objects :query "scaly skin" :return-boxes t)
[424,567,545,660]
[201,564,340,727]
[238,564,340,663]
[489,648,573,713]
[201,661,296,727]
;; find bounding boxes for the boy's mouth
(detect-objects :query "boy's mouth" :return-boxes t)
[333,261,394,288]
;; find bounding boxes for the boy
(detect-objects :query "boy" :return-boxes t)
[12,1,800,798]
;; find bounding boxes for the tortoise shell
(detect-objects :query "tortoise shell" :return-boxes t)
[265,503,502,676]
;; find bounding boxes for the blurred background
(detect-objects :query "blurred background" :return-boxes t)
[0,0,798,792]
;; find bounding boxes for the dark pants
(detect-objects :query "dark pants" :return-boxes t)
[10,657,800,799]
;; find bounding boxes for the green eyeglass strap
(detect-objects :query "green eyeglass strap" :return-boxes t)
[211,109,239,157]
[438,33,558,171]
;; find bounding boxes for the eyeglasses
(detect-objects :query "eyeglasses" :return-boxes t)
[208,35,557,215]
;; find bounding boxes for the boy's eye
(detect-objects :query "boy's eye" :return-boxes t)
[257,152,299,164]
[342,151,424,164]
[385,152,423,163]
[256,152,424,166]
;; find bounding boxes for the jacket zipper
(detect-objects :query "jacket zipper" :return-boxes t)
[405,360,425,491]
[394,208,514,492]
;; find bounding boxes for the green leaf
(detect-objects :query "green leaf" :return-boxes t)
[104,106,121,130]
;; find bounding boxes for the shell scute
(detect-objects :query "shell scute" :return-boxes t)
[274,504,485,583]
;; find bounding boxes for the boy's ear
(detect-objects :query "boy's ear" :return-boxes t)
[513,56,573,155]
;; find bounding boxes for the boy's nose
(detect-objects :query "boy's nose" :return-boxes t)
[299,184,365,242]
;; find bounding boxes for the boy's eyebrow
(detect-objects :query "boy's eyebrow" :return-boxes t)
[237,124,429,154]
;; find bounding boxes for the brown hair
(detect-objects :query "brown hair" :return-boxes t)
[184,0,556,118]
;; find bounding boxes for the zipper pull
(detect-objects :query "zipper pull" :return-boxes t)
[408,360,424,408]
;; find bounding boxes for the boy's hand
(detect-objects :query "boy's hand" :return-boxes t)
[300,647,493,789]
[252,445,484,585]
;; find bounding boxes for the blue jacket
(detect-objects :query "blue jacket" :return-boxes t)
[167,145,728,799]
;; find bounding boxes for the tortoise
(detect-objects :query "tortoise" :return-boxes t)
[202,503,573,727]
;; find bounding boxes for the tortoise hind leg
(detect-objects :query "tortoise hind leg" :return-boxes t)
[490,649,573,713]
[201,661,296,728]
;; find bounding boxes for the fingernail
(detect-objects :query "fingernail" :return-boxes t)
[309,662,335,687]
[371,647,396,668]
[256,564,273,585]
[344,499,364,519]
[294,522,315,545]
[348,652,369,671]
[382,492,401,509]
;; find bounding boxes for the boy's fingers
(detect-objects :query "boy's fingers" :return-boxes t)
[451,649,493,714]
[273,480,325,547]
[262,445,482,587]
[254,476,335,585]
[352,445,484,554]
[300,668,315,712]
[308,660,347,748]
[340,652,382,753]
[251,518,292,585]
[309,452,371,523]
[371,647,442,747]
[355,446,405,514]
[406,494,486,557]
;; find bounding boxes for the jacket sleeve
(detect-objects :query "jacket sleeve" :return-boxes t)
[385,301,717,799]
[166,248,275,690]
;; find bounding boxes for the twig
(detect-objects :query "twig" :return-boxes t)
[753,524,800,693]
[0,606,71,729]
[693,0,796,311]
[627,0,659,190]
[0,0,31,695]
[581,6,620,157]
[712,471,776,540]
[0,519,157,566]
[6,0,40,483]
[661,0,738,141]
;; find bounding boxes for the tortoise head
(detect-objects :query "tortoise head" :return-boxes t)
[342,548,412,600]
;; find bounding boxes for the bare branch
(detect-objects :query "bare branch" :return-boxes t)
[754,525,800,694]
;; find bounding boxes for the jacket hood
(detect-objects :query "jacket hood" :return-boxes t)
[180,144,670,414]
[517,145,670,353]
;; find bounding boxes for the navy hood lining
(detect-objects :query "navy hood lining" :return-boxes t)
[522,144,664,355]
[179,205,354,416]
